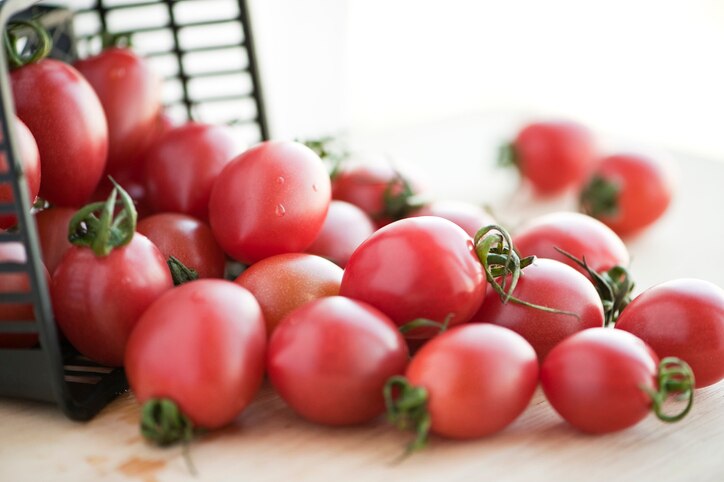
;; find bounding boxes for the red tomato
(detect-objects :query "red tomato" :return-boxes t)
[340,216,486,338]
[332,161,424,227]
[410,200,496,238]
[513,211,629,276]
[91,170,152,220]
[305,200,375,267]
[616,278,724,388]
[580,153,674,237]
[397,324,538,440]
[74,47,162,176]
[541,328,690,433]
[34,207,76,276]
[472,258,605,360]
[0,117,41,229]
[137,213,226,279]
[209,141,331,264]
[507,121,597,196]
[0,243,50,348]
[12,59,108,207]
[126,280,266,430]
[51,233,173,366]
[268,296,408,425]
[235,253,342,336]
[144,123,240,221]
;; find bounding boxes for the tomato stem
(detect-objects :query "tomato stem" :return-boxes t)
[497,142,517,168]
[580,175,620,218]
[167,256,199,286]
[140,398,195,446]
[645,357,695,423]
[384,376,431,455]
[4,20,53,69]
[101,31,133,49]
[398,313,453,336]
[68,178,137,257]
[381,170,426,221]
[300,136,349,180]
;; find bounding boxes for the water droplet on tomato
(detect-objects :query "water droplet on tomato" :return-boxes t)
[275,204,286,217]
[276,176,285,185]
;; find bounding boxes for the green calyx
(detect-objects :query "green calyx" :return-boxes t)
[554,248,634,327]
[644,357,695,423]
[301,136,349,180]
[384,376,431,456]
[4,20,53,69]
[101,31,133,49]
[381,171,426,222]
[580,175,620,218]
[497,142,517,169]
[141,398,195,446]
[167,256,199,286]
[398,313,454,336]
[67,178,138,257]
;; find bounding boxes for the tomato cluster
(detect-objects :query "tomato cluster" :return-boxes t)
[3,21,723,459]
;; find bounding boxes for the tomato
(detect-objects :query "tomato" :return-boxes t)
[580,153,674,237]
[513,211,629,276]
[616,278,724,388]
[504,121,597,196]
[12,59,107,207]
[388,324,538,442]
[305,200,376,267]
[472,258,605,360]
[340,216,486,339]
[137,213,226,279]
[74,47,162,177]
[209,141,331,264]
[0,243,50,348]
[267,296,408,425]
[0,117,41,229]
[144,123,240,221]
[91,170,152,220]
[541,328,693,433]
[34,207,76,276]
[51,233,173,366]
[126,280,266,432]
[235,253,342,336]
[332,161,424,227]
[409,200,496,238]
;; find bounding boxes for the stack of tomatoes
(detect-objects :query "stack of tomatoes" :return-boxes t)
[4,22,723,452]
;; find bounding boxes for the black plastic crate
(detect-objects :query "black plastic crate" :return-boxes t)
[0,0,268,420]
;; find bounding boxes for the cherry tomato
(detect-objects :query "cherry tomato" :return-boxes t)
[390,324,538,441]
[580,153,674,237]
[91,170,152,220]
[34,207,76,276]
[51,233,173,366]
[267,296,408,425]
[305,200,375,267]
[235,253,342,336]
[616,278,724,388]
[12,59,107,207]
[541,328,693,433]
[332,161,424,227]
[506,121,597,196]
[137,213,226,279]
[144,123,240,221]
[209,141,331,264]
[74,47,162,177]
[126,280,266,430]
[410,200,496,238]
[340,216,486,338]
[472,258,605,360]
[0,243,50,348]
[513,211,629,276]
[0,117,41,229]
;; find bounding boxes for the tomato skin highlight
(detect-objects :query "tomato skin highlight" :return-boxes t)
[340,216,486,338]
[51,234,173,366]
[306,200,376,268]
[616,278,724,388]
[0,117,41,229]
[512,121,597,196]
[12,59,108,207]
[406,324,538,439]
[541,328,658,433]
[126,280,266,429]
[472,258,605,360]
[513,211,629,276]
[235,253,342,336]
[74,47,162,176]
[143,123,240,221]
[267,296,408,426]
[137,213,226,279]
[209,141,331,264]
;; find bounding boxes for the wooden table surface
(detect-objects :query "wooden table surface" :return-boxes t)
[1,114,723,481]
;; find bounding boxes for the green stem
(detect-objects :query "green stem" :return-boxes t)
[168,256,199,286]
[141,398,195,446]
[497,142,517,168]
[384,376,430,455]
[4,20,53,69]
[398,314,453,336]
[580,175,620,218]
[101,31,133,49]
[645,357,695,423]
